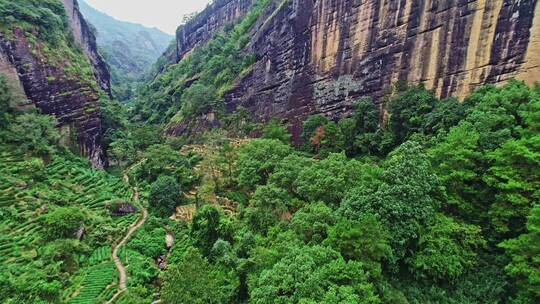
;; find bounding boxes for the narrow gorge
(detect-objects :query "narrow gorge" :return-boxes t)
[1,1,540,303]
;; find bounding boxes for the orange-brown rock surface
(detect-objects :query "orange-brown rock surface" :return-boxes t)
[173,0,540,139]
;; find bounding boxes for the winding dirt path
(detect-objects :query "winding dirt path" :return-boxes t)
[106,182,147,303]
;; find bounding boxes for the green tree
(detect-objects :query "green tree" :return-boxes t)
[108,124,164,167]
[319,121,345,157]
[223,106,257,137]
[40,239,84,273]
[388,84,437,144]
[129,222,168,258]
[301,114,329,144]
[340,141,442,261]
[324,216,391,276]
[138,144,189,182]
[407,214,485,281]
[352,97,380,133]
[388,85,437,144]
[290,202,337,244]
[217,139,238,187]
[234,139,292,189]
[499,203,540,303]
[149,175,182,217]
[8,112,60,157]
[463,80,532,151]
[338,117,357,156]
[296,153,380,205]
[268,154,314,195]
[428,122,485,219]
[41,207,86,240]
[349,98,395,157]
[100,98,128,151]
[0,76,13,130]
[245,184,294,233]
[423,97,466,135]
[191,205,223,257]
[250,245,380,304]
[486,134,540,236]
[262,119,291,144]
[182,83,217,116]
[355,128,395,157]
[162,247,237,304]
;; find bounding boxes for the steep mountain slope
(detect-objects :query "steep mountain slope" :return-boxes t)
[140,0,540,140]
[78,0,173,100]
[63,0,111,94]
[0,0,109,167]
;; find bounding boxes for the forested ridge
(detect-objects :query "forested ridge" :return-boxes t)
[1,0,540,304]
[78,0,173,102]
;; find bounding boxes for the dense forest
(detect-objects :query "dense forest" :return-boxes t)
[3,72,540,303]
[1,0,540,304]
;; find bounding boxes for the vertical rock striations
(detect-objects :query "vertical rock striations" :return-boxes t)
[174,0,254,62]
[168,0,540,139]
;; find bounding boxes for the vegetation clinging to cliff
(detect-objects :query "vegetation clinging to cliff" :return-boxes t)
[0,0,68,45]
[132,0,271,125]
[0,0,100,91]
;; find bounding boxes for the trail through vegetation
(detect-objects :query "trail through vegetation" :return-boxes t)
[107,179,148,303]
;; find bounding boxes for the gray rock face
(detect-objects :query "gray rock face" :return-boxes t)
[170,0,540,140]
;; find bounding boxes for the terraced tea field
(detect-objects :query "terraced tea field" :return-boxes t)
[0,146,137,303]
[68,262,116,304]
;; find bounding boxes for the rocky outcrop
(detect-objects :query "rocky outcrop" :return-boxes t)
[0,47,30,108]
[0,0,108,167]
[174,0,254,62]
[62,0,111,94]
[170,0,540,140]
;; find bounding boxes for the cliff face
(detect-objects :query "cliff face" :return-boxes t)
[62,0,111,94]
[172,0,540,140]
[174,0,254,62]
[0,0,108,167]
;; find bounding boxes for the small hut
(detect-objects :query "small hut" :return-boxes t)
[109,201,137,216]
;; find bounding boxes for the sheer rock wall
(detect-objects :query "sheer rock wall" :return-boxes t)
[170,0,540,139]
[0,0,109,167]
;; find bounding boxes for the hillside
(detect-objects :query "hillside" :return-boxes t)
[0,144,134,303]
[78,0,173,100]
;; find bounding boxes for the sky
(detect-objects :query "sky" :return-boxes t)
[83,0,212,35]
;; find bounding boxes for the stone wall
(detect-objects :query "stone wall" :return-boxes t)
[174,0,254,62]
